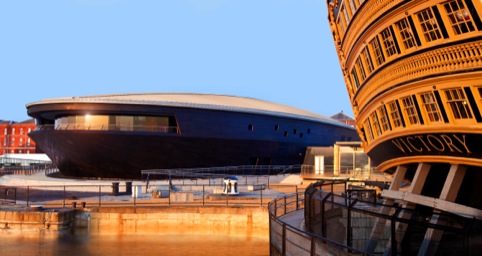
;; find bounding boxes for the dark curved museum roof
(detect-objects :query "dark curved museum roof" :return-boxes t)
[26,93,350,127]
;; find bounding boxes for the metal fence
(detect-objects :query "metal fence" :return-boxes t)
[268,190,367,256]
[304,180,481,255]
[0,178,298,208]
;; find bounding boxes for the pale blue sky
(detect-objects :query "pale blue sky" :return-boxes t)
[0,0,352,122]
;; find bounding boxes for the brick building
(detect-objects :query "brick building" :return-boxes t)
[0,119,37,155]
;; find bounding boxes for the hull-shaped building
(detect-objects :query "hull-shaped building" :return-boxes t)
[327,0,482,254]
[26,93,358,179]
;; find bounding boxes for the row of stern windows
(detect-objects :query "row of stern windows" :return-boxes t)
[362,86,482,143]
[337,0,482,90]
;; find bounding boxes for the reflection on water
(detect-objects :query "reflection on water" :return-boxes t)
[0,231,269,256]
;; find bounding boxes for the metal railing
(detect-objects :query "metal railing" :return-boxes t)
[268,190,367,256]
[303,180,479,255]
[35,124,180,133]
[0,178,298,208]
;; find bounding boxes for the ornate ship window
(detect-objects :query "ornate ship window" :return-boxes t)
[381,27,398,57]
[416,8,443,42]
[342,3,351,25]
[361,47,374,74]
[351,67,361,89]
[420,92,443,123]
[444,88,473,119]
[401,96,420,125]
[377,106,391,133]
[348,0,357,15]
[395,18,417,50]
[355,56,366,81]
[443,0,475,35]
[388,101,403,128]
[370,112,382,138]
[370,37,385,66]
[363,119,374,142]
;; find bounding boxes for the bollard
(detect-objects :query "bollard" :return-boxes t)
[72,201,77,208]
[111,182,119,196]
[125,181,132,195]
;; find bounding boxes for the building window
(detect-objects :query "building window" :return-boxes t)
[370,37,385,66]
[12,128,15,135]
[363,119,374,142]
[284,131,289,137]
[361,47,374,74]
[395,18,417,50]
[248,124,254,131]
[377,106,391,133]
[293,129,297,135]
[19,138,23,146]
[355,56,366,81]
[443,0,475,35]
[370,112,382,138]
[4,128,7,135]
[444,88,473,119]
[401,96,420,125]
[416,8,443,42]
[3,138,6,146]
[380,27,398,57]
[420,92,443,123]
[300,133,304,138]
[307,128,311,134]
[28,128,31,133]
[274,124,279,131]
[351,68,360,89]
[11,138,15,146]
[27,138,31,146]
[20,128,23,135]
[388,101,403,128]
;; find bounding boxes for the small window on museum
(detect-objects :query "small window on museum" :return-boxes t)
[416,8,443,42]
[248,124,254,131]
[284,131,289,137]
[444,88,473,119]
[274,124,279,131]
[443,0,475,35]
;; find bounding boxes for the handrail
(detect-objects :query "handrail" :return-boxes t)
[34,124,180,133]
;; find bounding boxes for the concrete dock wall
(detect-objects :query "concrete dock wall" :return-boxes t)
[77,207,269,238]
[0,208,75,233]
